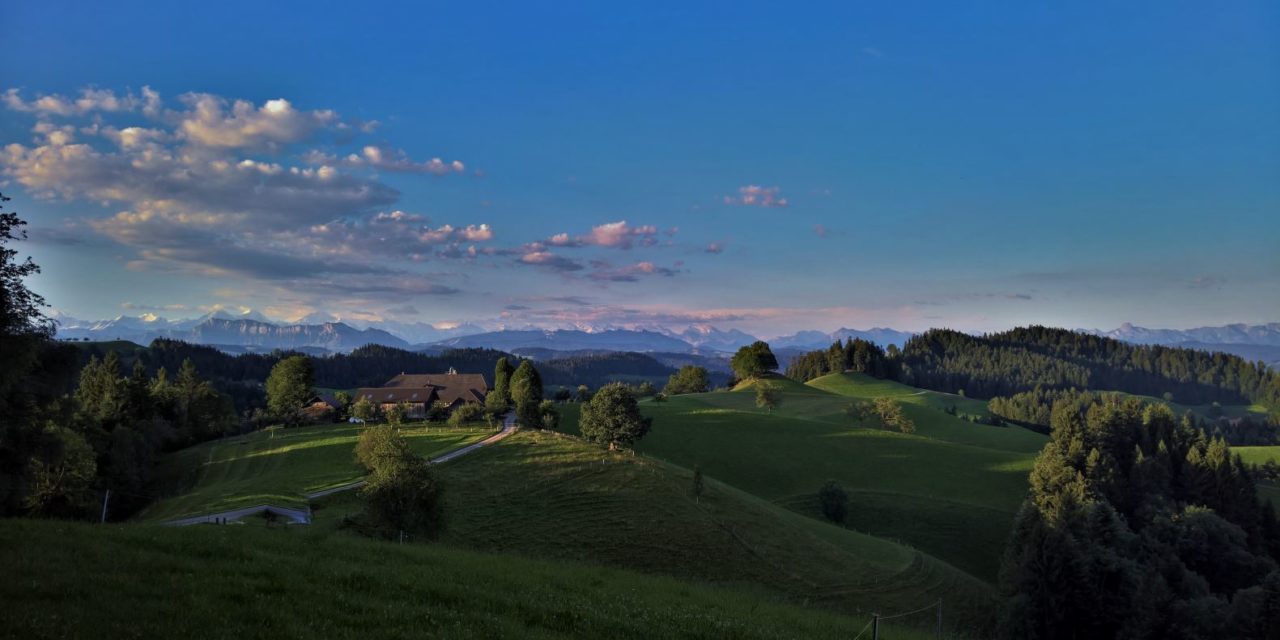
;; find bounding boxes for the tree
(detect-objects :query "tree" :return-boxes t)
[579,383,653,450]
[636,381,657,397]
[334,391,353,419]
[351,395,377,422]
[490,357,514,409]
[755,382,780,412]
[873,397,915,434]
[355,425,409,472]
[553,387,572,402]
[665,365,710,395]
[265,355,314,425]
[818,480,848,523]
[575,384,592,403]
[510,361,544,429]
[539,399,560,431]
[731,341,778,381]
[357,428,444,538]
[23,424,97,517]
[385,401,408,428]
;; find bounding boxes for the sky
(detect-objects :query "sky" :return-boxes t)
[1,1,1277,337]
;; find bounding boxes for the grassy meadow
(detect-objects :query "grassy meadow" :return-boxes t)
[558,373,1046,581]
[139,422,494,522]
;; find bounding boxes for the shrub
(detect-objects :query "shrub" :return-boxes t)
[818,480,848,523]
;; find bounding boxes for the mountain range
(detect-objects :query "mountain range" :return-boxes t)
[50,311,1280,366]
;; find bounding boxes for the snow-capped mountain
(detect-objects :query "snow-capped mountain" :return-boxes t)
[658,325,759,352]
[1087,323,1280,347]
[428,329,696,353]
[770,327,915,349]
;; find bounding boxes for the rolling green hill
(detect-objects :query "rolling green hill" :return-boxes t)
[139,422,494,522]
[0,518,944,640]
[561,375,1047,582]
[418,430,992,631]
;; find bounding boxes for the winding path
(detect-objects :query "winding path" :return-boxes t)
[163,412,518,526]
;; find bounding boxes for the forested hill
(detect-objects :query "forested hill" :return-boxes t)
[897,326,1280,408]
[73,340,678,408]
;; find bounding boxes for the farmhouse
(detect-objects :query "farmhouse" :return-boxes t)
[354,368,488,419]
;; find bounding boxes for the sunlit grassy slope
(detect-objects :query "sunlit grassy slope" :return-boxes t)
[0,518,946,640]
[308,429,995,634]
[139,422,493,522]
[1238,446,1280,507]
[559,373,1047,582]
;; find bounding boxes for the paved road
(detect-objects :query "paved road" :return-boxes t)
[164,412,518,526]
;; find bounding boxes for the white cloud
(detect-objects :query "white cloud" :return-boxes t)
[724,185,788,208]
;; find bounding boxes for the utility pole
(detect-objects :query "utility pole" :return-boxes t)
[872,613,879,640]
[99,489,111,523]
[936,599,943,639]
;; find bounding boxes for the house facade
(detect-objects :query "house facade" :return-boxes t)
[354,368,488,419]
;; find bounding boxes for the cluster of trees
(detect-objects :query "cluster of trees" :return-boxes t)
[999,397,1280,638]
[844,397,916,434]
[138,341,687,410]
[488,357,557,429]
[785,338,894,381]
[0,195,235,519]
[354,426,444,538]
[989,386,1279,444]
[665,365,710,395]
[898,327,1280,410]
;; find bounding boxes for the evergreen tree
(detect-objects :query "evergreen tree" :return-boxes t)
[510,360,544,429]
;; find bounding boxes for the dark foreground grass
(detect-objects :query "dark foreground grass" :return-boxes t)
[0,518,943,640]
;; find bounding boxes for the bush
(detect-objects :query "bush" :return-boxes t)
[540,399,560,430]
[355,425,408,472]
[447,402,485,427]
[360,446,444,538]
[818,480,848,523]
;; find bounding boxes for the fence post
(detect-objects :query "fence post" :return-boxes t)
[872,613,879,640]
[936,599,943,638]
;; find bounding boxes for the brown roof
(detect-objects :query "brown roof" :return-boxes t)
[359,371,488,407]
[353,388,435,405]
[385,372,488,391]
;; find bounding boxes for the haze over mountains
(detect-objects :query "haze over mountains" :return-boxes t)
[49,310,1280,366]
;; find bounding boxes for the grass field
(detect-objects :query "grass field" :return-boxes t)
[0,518,946,640]
[559,373,1047,582]
[138,422,494,522]
[1237,446,1280,507]
[412,430,992,631]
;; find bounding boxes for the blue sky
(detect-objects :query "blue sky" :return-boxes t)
[1,0,1276,336]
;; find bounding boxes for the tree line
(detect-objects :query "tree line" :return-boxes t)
[898,327,1279,409]
[783,327,1279,422]
[784,337,894,382]
[0,195,235,520]
[1000,397,1280,638]
[988,386,1279,444]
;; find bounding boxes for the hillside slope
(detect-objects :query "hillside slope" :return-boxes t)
[0,519,935,640]
[139,423,493,522]
[310,430,996,633]
[559,378,1045,582]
